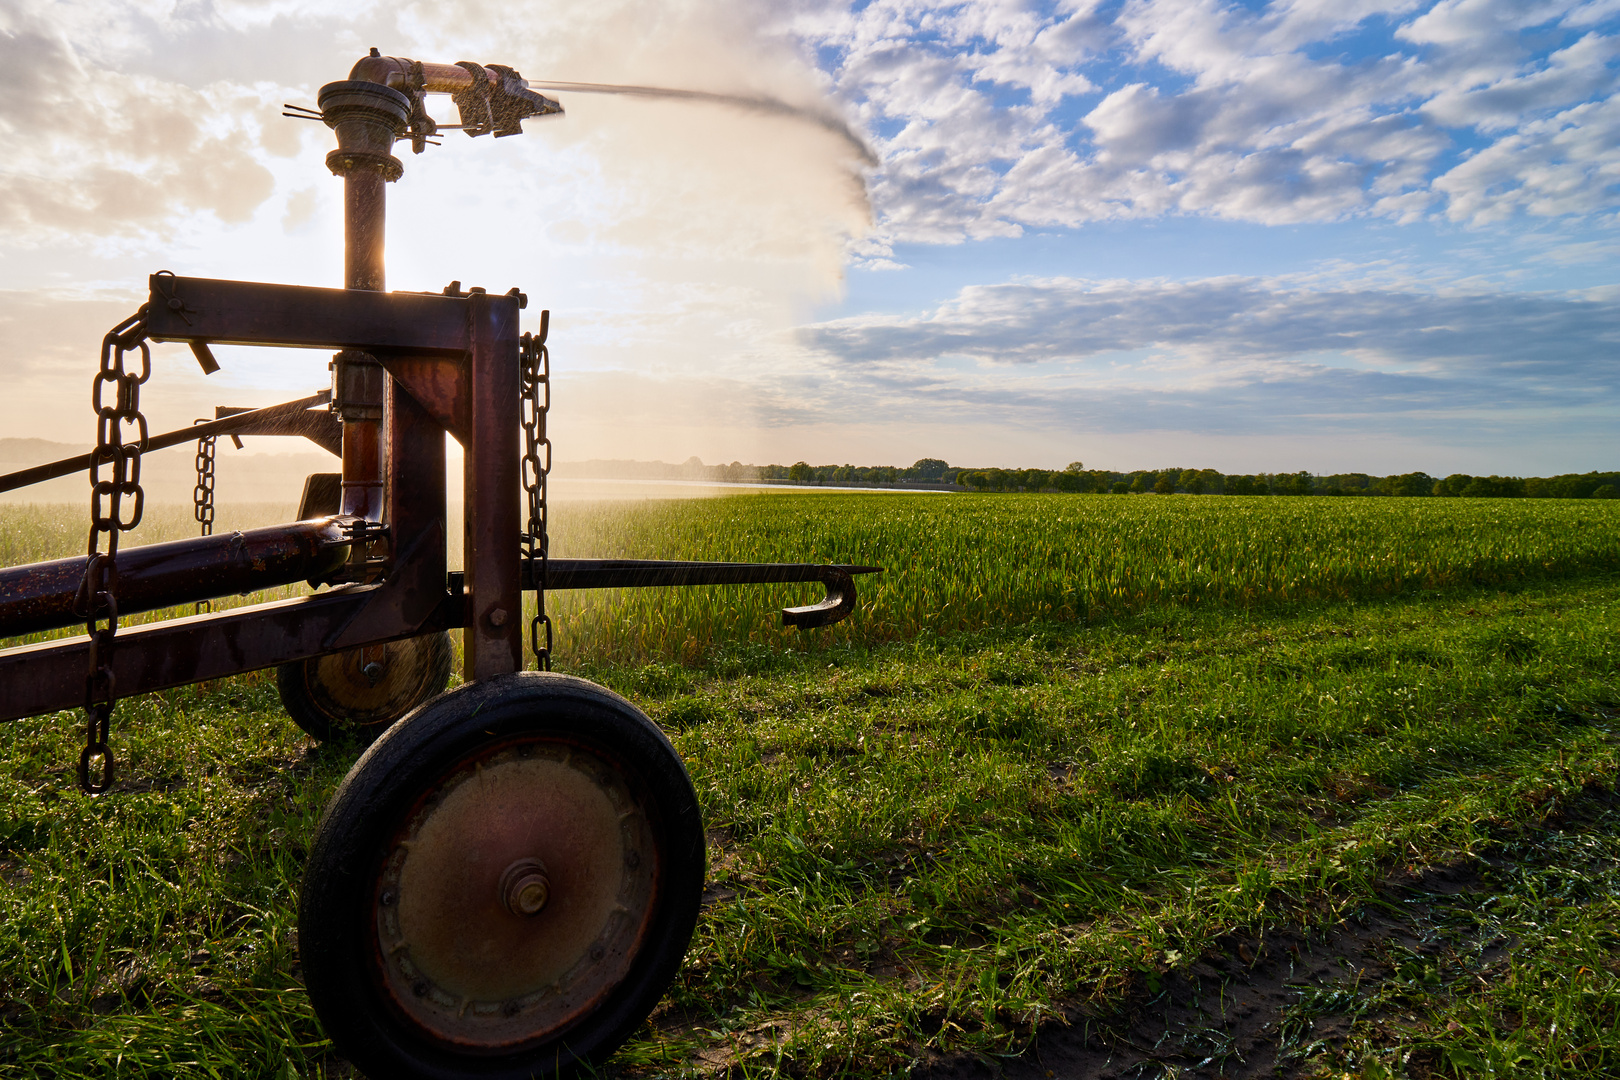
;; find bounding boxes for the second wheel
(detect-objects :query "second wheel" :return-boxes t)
[277,631,454,743]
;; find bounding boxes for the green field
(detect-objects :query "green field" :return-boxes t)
[1,494,1618,1077]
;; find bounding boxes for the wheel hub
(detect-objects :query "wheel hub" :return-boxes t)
[372,741,657,1047]
[499,858,551,916]
[308,638,433,724]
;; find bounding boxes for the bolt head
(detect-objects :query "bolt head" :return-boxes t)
[499,857,551,916]
[513,877,549,915]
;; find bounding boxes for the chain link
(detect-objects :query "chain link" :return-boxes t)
[192,424,217,613]
[79,307,151,794]
[193,428,217,537]
[519,312,552,671]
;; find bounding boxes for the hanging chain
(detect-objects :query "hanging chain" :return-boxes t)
[78,308,151,794]
[519,311,552,671]
[192,424,217,613]
[193,427,217,537]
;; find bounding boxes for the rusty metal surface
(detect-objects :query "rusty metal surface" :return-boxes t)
[0,392,333,495]
[385,374,447,599]
[343,53,562,144]
[0,518,353,639]
[336,369,385,520]
[518,559,880,629]
[0,576,456,724]
[143,276,473,354]
[288,634,450,729]
[377,354,467,439]
[341,169,390,289]
[374,740,655,1046]
[519,318,552,669]
[213,403,342,456]
[462,290,524,680]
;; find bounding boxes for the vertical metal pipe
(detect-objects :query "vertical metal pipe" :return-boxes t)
[319,78,408,523]
[462,291,524,679]
[340,171,385,519]
[345,170,388,292]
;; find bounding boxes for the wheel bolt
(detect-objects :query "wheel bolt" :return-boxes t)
[499,857,551,916]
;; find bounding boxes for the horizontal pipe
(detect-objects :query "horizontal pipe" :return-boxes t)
[349,55,501,94]
[520,559,881,590]
[0,519,353,639]
[0,392,332,494]
[513,559,882,629]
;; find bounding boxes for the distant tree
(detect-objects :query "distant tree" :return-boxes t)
[909,458,949,481]
[1112,481,1130,494]
[1130,472,1152,494]
[1180,469,1205,495]
[1153,472,1177,495]
[1017,469,1048,491]
[788,461,813,483]
[1546,472,1620,499]
[1065,461,1084,473]
[1225,474,1254,496]
[1198,468,1223,494]
[1461,475,1522,498]
[1280,470,1313,496]
[1388,472,1436,497]
[1434,473,1472,497]
[1594,484,1618,499]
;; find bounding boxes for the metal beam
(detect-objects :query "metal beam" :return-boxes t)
[461,291,523,678]
[0,579,455,724]
[145,275,473,354]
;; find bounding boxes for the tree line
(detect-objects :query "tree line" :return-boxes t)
[762,459,1620,499]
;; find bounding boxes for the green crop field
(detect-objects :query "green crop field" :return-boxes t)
[2,494,1618,1078]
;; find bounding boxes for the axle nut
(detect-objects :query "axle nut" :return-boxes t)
[499,857,550,916]
[488,607,508,627]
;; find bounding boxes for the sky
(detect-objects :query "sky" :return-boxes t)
[2,0,1618,479]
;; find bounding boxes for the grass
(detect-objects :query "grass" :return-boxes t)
[542,493,1620,662]
[0,494,1618,1077]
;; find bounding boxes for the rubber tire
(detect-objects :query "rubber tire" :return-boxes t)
[298,672,705,1080]
[277,631,454,744]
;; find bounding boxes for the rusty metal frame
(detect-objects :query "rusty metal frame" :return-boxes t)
[0,52,879,731]
[0,273,878,724]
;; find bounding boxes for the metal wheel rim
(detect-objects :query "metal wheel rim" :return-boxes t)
[371,738,658,1049]
[305,637,439,726]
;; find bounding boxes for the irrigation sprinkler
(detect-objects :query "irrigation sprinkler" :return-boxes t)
[0,50,878,1078]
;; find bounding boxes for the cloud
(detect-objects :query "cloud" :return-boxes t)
[797,0,1620,238]
[0,4,297,245]
[797,274,1620,434]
